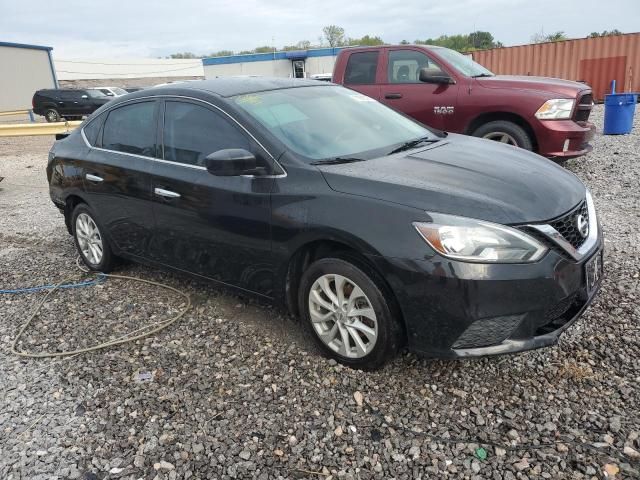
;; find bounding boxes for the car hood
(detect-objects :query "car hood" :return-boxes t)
[316,134,585,225]
[476,75,589,97]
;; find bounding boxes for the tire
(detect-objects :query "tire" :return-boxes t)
[298,257,402,369]
[472,120,533,151]
[44,108,60,123]
[71,203,116,272]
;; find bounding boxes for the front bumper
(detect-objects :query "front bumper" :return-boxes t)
[534,119,596,159]
[366,237,603,358]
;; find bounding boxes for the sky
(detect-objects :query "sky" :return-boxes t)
[1,0,639,59]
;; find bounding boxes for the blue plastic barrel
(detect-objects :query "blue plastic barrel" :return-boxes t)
[603,93,637,135]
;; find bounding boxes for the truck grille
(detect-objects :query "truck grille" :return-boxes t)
[549,200,589,250]
[574,93,593,123]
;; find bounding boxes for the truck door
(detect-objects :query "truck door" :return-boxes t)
[341,50,382,101]
[380,48,458,130]
[57,91,84,117]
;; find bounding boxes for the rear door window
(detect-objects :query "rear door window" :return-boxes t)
[60,90,82,100]
[162,100,251,166]
[344,52,379,85]
[102,101,157,157]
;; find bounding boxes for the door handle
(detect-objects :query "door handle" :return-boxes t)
[154,187,181,199]
[85,173,104,182]
[385,93,403,99]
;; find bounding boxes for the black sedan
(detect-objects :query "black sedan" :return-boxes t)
[47,78,603,369]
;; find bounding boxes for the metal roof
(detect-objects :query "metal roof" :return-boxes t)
[0,41,53,52]
[202,47,343,66]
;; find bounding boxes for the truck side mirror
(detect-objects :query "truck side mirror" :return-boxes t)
[419,68,455,85]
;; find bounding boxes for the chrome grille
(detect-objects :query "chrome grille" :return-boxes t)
[549,201,589,250]
[574,93,593,123]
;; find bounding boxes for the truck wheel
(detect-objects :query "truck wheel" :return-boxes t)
[44,109,60,123]
[473,120,533,151]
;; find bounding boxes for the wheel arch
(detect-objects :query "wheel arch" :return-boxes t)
[464,111,538,152]
[283,238,406,341]
[63,193,89,234]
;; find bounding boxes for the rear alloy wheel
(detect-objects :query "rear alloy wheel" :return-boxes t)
[473,120,533,151]
[72,204,116,272]
[299,257,402,369]
[44,108,60,123]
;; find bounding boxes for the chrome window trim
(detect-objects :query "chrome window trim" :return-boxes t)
[526,190,599,261]
[80,94,287,178]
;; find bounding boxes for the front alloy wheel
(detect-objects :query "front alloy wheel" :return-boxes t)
[299,257,402,369]
[44,109,60,123]
[309,273,378,358]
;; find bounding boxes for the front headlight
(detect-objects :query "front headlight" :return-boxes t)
[413,214,548,263]
[535,99,574,120]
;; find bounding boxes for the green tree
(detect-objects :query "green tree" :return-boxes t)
[588,29,623,38]
[532,30,568,43]
[323,25,346,47]
[207,50,234,57]
[168,52,199,59]
[253,46,274,53]
[347,35,384,46]
[468,31,503,50]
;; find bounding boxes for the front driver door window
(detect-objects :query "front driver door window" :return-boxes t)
[381,49,457,130]
[149,99,276,296]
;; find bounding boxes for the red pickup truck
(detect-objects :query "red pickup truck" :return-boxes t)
[332,45,596,159]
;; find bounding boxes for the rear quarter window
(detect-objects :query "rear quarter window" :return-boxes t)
[82,115,104,146]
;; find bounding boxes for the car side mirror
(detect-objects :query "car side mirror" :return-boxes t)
[81,95,89,99]
[205,149,261,176]
[419,68,455,85]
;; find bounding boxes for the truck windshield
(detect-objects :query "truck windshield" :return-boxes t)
[233,86,438,161]
[85,90,108,98]
[433,47,495,78]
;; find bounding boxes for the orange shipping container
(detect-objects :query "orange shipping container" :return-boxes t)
[472,33,640,101]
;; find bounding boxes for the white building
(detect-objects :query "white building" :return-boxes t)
[202,47,344,79]
[55,58,204,81]
[0,41,57,113]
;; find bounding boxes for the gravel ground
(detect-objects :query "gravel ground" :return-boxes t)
[1,105,639,480]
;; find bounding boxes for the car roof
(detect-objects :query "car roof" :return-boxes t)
[150,76,330,98]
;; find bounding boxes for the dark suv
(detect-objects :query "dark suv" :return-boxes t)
[32,89,113,122]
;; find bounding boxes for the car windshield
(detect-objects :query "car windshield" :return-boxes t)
[86,90,108,98]
[233,86,437,161]
[111,87,128,95]
[433,47,494,77]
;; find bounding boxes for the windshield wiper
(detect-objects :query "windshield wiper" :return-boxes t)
[310,157,366,165]
[387,136,439,155]
[471,73,494,78]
